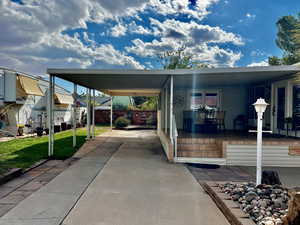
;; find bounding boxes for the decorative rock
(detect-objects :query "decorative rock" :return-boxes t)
[245,191,258,202]
[218,182,288,225]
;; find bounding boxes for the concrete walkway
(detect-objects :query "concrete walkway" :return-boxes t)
[63,130,229,225]
[0,130,229,225]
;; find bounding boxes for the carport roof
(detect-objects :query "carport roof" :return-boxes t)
[47,65,300,96]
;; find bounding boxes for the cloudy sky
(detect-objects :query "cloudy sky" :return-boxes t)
[0,0,299,79]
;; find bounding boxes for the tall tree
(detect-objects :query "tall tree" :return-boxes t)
[269,13,300,65]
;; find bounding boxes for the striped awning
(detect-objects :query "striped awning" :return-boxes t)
[55,93,73,105]
[17,75,44,96]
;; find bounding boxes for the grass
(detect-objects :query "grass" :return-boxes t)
[0,126,108,174]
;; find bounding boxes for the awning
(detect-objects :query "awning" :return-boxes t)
[17,75,44,96]
[47,66,300,92]
[55,93,74,105]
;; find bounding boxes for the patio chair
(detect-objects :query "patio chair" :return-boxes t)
[193,111,206,132]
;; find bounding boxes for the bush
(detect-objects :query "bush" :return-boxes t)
[114,117,130,128]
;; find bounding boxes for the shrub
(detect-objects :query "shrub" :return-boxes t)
[114,117,130,128]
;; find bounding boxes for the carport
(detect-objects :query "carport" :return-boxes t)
[46,68,176,161]
[47,66,300,163]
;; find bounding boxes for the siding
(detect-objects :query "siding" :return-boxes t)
[226,144,300,167]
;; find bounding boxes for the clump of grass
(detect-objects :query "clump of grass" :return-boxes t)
[0,126,108,174]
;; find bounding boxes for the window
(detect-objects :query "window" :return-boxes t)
[190,90,219,110]
[190,92,203,110]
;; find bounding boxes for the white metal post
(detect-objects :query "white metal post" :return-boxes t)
[170,75,173,140]
[256,112,263,185]
[48,75,53,157]
[110,96,113,131]
[86,88,91,139]
[164,87,168,133]
[92,89,95,138]
[51,76,55,156]
[72,84,77,147]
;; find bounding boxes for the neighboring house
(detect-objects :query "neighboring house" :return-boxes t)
[78,95,135,110]
[49,65,300,167]
[0,67,84,136]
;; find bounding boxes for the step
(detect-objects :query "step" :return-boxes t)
[178,143,218,151]
[174,157,226,165]
[177,138,216,144]
[177,150,222,158]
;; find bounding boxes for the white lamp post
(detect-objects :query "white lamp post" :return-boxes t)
[253,98,269,185]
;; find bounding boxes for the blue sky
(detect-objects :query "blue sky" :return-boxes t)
[0,0,299,92]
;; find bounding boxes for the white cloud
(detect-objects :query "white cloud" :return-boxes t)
[128,21,153,35]
[150,18,244,45]
[147,0,219,20]
[0,0,145,74]
[109,21,152,37]
[0,0,241,75]
[109,23,128,37]
[246,13,256,19]
[126,38,242,67]
[125,18,243,67]
[247,60,269,67]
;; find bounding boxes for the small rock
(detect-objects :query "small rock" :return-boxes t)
[245,191,258,202]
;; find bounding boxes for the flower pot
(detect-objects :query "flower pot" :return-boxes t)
[36,127,43,137]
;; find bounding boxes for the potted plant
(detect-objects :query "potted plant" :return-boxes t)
[17,124,24,136]
[36,127,44,137]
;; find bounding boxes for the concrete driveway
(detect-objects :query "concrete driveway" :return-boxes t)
[0,130,229,225]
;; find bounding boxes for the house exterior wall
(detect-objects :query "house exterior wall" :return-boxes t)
[0,68,84,135]
[226,144,300,167]
[0,70,4,101]
[173,86,247,130]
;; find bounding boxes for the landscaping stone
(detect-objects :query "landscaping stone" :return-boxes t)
[219,182,289,225]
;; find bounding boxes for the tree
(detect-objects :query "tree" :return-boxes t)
[159,47,212,69]
[268,56,282,65]
[269,13,300,65]
[276,15,299,55]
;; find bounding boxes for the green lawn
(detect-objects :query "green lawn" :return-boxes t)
[0,126,108,174]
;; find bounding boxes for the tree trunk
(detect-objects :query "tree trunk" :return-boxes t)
[283,190,300,225]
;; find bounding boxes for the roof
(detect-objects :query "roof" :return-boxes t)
[47,66,300,96]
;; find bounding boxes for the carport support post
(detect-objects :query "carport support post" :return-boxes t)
[170,75,173,140]
[110,96,113,131]
[92,89,95,138]
[164,87,168,134]
[72,84,77,147]
[47,75,54,157]
[86,88,91,139]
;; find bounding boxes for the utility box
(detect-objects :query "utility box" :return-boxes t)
[4,70,16,102]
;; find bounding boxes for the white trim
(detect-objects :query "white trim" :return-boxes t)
[174,157,226,165]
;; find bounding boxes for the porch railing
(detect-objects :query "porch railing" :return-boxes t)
[172,114,178,158]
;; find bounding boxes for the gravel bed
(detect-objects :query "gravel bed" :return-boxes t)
[218,182,289,225]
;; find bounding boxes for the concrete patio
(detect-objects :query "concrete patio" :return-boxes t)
[0,130,230,225]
